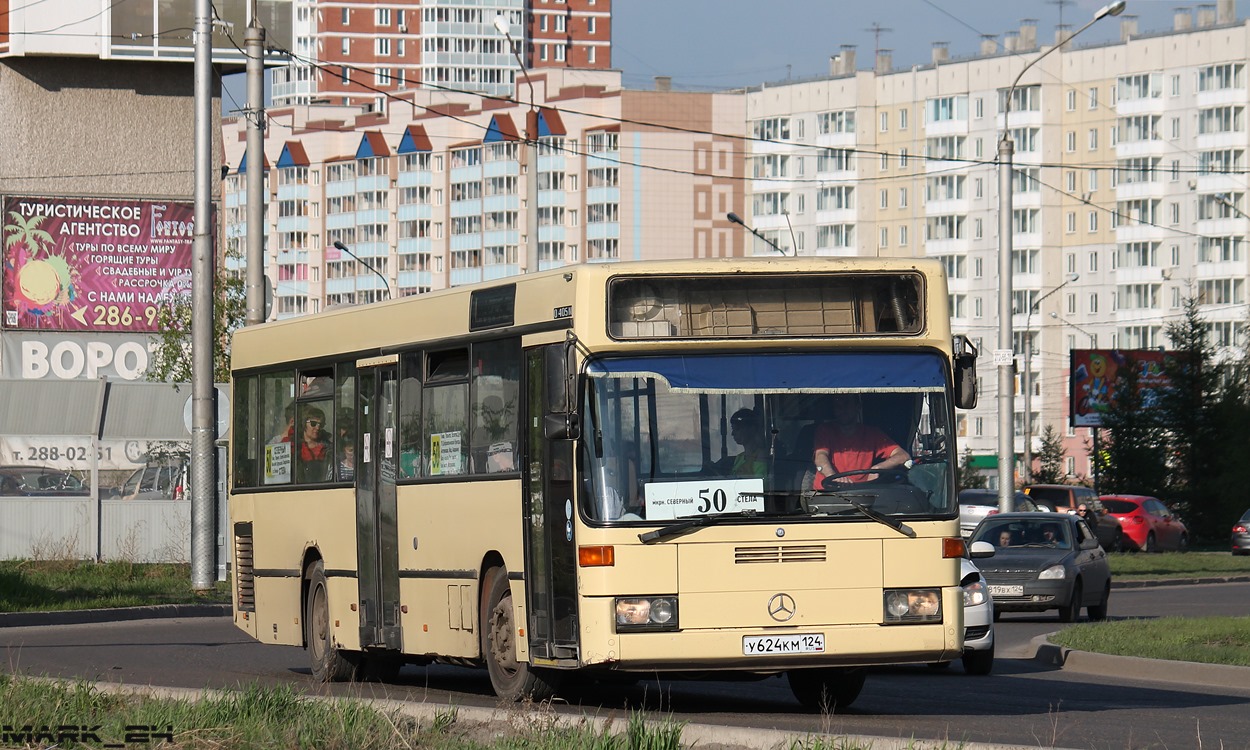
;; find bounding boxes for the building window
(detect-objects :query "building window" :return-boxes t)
[1088,212,1098,232]
[1067,89,1076,111]
[899,148,908,167]
[899,108,908,130]
[879,227,888,248]
[1066,212,1076,233]
[341,8,349,25]
[879,189,888,209]
[1088,128,1098,150]
[1066,131,1076,152]
[1066,171,1076,191]
[1088,170,1098,192]
[1089,252,1098,272]
[588,46,596,63]
[376,38,390,56]
[341,37,349,55]
[588,17,596,33]
[375,8,390,25]
[899,187,908,208]
[1088,87,1098,109]
[1089,293,1099,313]
[899,225,908,246]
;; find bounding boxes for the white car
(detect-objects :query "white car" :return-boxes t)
[958,489,1044,538]
[932,542,995,674]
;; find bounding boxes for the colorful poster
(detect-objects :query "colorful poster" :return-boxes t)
[1069,349,1172,428]
[3,196,196,333]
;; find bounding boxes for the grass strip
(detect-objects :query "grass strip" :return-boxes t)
[1107,551,1250,580]
[0,561,229,612]
[1051,616,1250,667]
[0,676,694,750]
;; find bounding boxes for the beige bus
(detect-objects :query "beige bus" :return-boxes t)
[228,257,978,711]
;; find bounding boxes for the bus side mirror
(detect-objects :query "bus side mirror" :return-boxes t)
[953,336,977,409]
[543,413,580,441]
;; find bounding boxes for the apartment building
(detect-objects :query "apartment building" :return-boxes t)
[222,69,745,316]
[743,3,1249,482]
[272,0,612,107]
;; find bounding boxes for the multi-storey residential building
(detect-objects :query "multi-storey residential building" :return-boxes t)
[272,0,612,107]
[743,2,1248,484]
[222,69,744,317]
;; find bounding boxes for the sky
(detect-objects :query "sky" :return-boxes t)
[222,0,1250,112]
[611,0,1250,91]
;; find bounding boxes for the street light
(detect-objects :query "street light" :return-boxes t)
[495,13,538,274]
[333,240,391,301]
[997,0,1125,511]
[1022,272,1079,482]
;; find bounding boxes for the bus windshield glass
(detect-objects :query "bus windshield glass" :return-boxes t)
[581,351,955,524]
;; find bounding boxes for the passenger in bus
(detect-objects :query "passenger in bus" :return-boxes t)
[292,405,333,483]
[726,408,768,478]
[338,444,355,482]
[812,394,910,486]
[270,403,295,444]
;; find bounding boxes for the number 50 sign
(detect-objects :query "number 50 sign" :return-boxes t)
[643,478,764,520]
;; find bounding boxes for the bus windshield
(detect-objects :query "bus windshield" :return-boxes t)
[581,351,955,524]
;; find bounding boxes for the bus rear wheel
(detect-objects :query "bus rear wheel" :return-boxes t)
[481,566,559,701]
[787,667,866,712]
[305,560,360,682]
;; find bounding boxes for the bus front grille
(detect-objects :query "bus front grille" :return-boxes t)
[234,525,255,612]
[734,545,826,564]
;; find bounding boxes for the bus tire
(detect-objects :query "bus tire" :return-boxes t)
[305,560,359,683]
[481,566,558,701]
[787,667,866,712]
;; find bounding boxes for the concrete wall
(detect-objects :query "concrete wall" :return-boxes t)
[0,56,222,200]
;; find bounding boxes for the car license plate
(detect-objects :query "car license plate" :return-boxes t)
[989,585,1023,597]
[742,634,825,655]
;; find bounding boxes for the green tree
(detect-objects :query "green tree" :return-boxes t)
[1097,352,1169,498]
[957,448,987,491]
[1157,296,1243,541]
[147,254,246,384]
[1031,424,1068,485]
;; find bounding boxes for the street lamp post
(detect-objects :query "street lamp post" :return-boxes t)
[1022,272,1079,482]
[1049,311,1100,493]
[997,0,1125,512]
[333,240,391,301]
[494,14,538,274]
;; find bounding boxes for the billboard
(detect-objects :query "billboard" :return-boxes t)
[1069,349,1172,428]
[1,331,156,380]
[2,196,194,333]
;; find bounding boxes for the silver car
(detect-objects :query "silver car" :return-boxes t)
[958,489,1042,537]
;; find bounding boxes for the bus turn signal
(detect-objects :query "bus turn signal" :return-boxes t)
[578,545,615,567]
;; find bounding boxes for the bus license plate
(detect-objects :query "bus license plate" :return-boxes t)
[743,634,825,655]
[989,585,1023,597]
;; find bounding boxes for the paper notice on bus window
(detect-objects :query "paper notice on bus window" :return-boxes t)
[643,478,765,521]
[264,442,291,484]
[429,431,463,476]
[384,427,393,459]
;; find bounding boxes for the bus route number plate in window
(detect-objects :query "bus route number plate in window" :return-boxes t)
[743,633,825,656]
[643,479,764,521]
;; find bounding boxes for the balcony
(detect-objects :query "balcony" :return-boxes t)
[815,132,856,148]
[1116,97,1166,116]
[1196,88,1249,109]
[924,119,968,137]
[1196,131,1245,151]
[1116,140,1168,159]
[1115,180,1167,201]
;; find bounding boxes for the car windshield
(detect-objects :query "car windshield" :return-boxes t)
[973,518,1072,549]
[580,351,956,524]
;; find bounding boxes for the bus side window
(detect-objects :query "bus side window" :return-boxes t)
[425,349,469,476]
[232,375,258,488]
[399,353,423,478]
[260,371,295,485]
[336,366,357,482]
[471,339,521,474]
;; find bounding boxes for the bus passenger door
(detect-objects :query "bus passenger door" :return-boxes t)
[356,363,402,651]
[523,345,578,661]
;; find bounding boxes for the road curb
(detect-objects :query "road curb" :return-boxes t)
[1031,634,1250,690]
[0,603,230,628]
[1113,574,1250,588]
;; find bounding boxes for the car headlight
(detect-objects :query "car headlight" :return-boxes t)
[615,596,679,631]
[1039,564,1067,580]
[962,579,988,607]
[883,588,943,624]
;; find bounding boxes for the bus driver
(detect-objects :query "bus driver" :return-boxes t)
[812,394,910,486]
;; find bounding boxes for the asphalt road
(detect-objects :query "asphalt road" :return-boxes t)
[3,582,1249,749]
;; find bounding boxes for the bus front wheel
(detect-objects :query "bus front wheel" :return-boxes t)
[787,667,866,712]
[480,566,558,701]
[305,560,360,682]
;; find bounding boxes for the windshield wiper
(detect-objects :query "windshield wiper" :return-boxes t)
[843,500,916,538]
[638,506,810,544]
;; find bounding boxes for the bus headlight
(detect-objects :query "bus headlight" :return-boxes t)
[882,588,943,624]
[615,597,679,631]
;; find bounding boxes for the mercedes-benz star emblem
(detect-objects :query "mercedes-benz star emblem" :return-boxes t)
[767,593,796,622]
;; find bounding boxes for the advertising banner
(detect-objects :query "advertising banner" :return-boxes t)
[2,196,194,333]
[0,437,181,472]
[1069,349,1172,428]
[2,331,155,380]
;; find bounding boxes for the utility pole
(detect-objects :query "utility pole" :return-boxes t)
[495,14,537,274]
[245,2,267,326]
[191,0,217,592]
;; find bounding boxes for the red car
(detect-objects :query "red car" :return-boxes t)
[1100,495,1189,552]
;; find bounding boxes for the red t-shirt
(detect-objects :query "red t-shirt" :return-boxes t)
[813,422,901,485]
